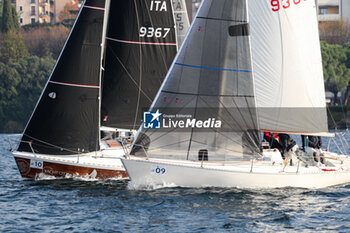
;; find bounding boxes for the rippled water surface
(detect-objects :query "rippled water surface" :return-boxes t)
[1,134,350,232]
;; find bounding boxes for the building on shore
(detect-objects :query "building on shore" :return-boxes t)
[315,0,350,23]
[14,0,77,25]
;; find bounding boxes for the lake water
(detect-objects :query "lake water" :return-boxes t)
[1,133,350,232]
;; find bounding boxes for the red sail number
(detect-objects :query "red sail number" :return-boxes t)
[271,0,306,12]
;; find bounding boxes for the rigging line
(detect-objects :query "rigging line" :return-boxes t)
[225,95,261,154]
[196,16,247,23]
[134,0,142,130]
[145,139,192,151]
[214,96,253,140]
[199,96,252,146]
[243,97,261,150]
[161,90,254,97]
[327,106,338,130]
[186,15,210,160]
[330,79,348,129]
[142,98,198,141]
[108,47,152,103]
[175,63,252,73]
[189,138,249,155]
[22,134,81,154]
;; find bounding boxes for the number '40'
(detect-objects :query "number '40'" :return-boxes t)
[271,0,305,12]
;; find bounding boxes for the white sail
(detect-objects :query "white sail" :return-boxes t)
[173,0,191,48]
[249,0,328,134]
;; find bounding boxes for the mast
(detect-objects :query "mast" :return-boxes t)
[98,0,111,149]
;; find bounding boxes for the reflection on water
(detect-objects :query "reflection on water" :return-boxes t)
[1,134,350,232]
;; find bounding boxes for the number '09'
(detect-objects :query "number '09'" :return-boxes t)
[139,27,170,38]
[271,0,305,12]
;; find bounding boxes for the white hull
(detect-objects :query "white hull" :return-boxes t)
[121,156,350,189]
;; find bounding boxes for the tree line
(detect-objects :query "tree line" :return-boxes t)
[1,0,350,132]
[0,0,68,132]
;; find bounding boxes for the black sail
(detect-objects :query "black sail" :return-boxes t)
[132,0,261,161]
[101,0,177,130]
[17,0,105,155]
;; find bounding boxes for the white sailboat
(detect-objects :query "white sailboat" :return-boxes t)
[121,0,350,189]
[11,0,190,179]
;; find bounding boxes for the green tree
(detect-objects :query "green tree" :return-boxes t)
[1,30,29,64]
[1,0,19,33]
[321,41,350,104]
[0,2,3,27]
[0,56,55,132]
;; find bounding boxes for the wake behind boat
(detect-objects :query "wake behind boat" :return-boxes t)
[11,0,190,179]
[121,0,350,189]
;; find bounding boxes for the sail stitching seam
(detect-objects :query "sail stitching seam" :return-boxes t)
[175,62,252,73]
[197,16,247,23]
[106,37,176,46]
[49,81,100,88]
[84,5,105,11]
[161,90,254,97]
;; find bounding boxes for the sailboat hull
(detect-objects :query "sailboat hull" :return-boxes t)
[121,157,350,189]
[13,151,127,180]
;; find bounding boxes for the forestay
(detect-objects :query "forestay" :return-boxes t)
[131,0,261,162]
[249,0,328,135]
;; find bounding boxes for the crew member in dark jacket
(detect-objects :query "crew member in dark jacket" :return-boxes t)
[263,132,283,151]
[278,133,298,171]
[301,135,323,165]
[301,135,322,150]
[278,133,297,158]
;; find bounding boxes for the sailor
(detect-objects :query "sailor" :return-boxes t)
[278,133,298,171]
[263,132,282,152]
[301,135,323,165]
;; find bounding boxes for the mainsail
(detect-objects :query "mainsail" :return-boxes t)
[249,0,328,134]
[17,0,105,155]
[131,0,261,161]
[101,0,178,130]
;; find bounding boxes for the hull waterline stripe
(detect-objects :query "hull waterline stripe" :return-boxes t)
[84,5,105,11]
[106,37,177,46]
[175,63,252,73]
[49,81,100,88]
